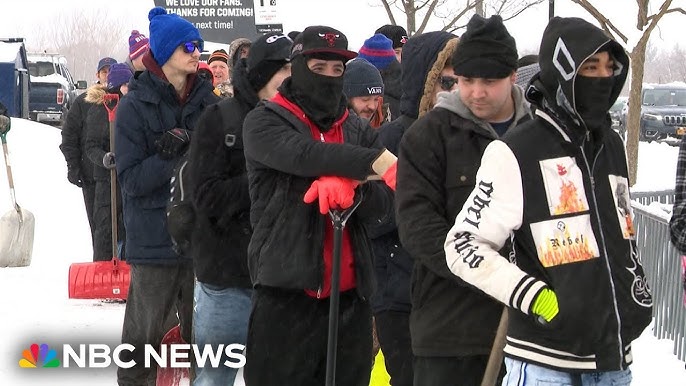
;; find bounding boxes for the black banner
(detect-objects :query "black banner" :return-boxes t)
[152,0,283,44]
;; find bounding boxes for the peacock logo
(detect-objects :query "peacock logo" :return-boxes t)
[19,343,60,368]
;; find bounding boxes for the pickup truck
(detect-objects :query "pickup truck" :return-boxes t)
[27,53,85,126]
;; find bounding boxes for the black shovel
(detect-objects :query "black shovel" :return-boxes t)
[325,199,362,386]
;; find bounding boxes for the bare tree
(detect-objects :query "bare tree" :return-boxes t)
[375,0,545,35]
[571,0,686,185]
[667,43,686,83]
[27,9,130,83]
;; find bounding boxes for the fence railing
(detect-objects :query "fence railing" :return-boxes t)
[631,189,686,362]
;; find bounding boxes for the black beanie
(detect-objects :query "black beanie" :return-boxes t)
[375,24,408,49]
[452,14,518,79]
[246,33,292,92]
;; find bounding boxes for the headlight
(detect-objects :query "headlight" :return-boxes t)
[642,113,662,121]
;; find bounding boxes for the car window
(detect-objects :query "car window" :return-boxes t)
[28,61,55,77]
[643,89,686,106]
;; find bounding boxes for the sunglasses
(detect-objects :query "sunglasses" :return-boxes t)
[181,41,204,54]
[439,76,458,91]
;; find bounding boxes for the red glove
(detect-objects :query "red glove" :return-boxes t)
[303,176,359,214]
[382,161,397,191]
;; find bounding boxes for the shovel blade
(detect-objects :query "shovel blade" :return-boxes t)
[0,207,35,267]
[68,259,131,300]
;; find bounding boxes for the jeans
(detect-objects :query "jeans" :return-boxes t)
[193,282,252,386]
[503,357,632,386]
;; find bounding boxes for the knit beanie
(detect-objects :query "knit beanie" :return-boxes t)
[246,33,292,92]
[375,25,409,49]
[357,34,396,71]
[147,7,203,66]
[452,14,518,79]
[208,49,229,66]
[107,63,133,90]
[128,30,149,60]
[343,58,384,98]
[516,62,540,90]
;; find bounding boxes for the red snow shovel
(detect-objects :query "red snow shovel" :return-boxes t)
[0,116,35,267]
[155,325,190,386]
[68,94,130,300]
[325,200,362,386]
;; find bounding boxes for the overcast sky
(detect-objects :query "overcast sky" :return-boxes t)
[2,0,685,58]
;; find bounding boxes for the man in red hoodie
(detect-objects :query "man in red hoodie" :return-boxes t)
[241,25,397,386]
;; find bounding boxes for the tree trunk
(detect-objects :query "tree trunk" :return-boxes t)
[404,0,417,35]
[476,0,485,16]
[626,39,649,186]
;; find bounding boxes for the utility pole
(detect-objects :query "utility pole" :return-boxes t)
[549,0,555,19]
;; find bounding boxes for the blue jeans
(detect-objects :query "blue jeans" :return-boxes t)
[193,282,252,386]
[503,358,632,386]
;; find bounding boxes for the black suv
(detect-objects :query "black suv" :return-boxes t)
[628,83,686,142]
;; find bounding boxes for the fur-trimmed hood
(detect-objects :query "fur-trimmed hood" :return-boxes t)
[398,32,458,119]
[84,83,108,105]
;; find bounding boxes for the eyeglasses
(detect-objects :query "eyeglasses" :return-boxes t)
[439,76,458,91]
[181,41,204,54]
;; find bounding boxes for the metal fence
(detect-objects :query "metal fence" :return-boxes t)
[631,189,686,362]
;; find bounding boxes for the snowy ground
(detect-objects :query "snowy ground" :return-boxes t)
[0,119,684,385]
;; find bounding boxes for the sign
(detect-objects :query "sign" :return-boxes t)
[254,0,283,34]
[153,0,275,44]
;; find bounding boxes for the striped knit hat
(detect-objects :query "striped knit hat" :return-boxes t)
[128,30,149,60]
[357,34,396,70]
[208,49,229,66]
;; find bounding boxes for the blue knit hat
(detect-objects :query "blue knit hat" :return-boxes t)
[357,34,396,70]
[148,7,203,66]
[107,63,133,90]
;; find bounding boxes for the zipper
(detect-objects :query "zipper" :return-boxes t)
[580,143,624,369]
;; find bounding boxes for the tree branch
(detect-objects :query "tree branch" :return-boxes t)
[647,6,686,22]
[570,0,628,43]
[379,0,398,25]
[416,0,441,34]
[441,0,477,32]
[499,0,545,22]
[635,0,676,52]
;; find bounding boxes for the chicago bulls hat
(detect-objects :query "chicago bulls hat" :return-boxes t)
[290,25,358,61]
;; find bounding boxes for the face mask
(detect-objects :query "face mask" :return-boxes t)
[289,55,345,131]
[574,75,614,131]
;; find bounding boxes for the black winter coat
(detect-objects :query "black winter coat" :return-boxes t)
[84,85,112,182]
[380,60,401,121]
[188,60,257,288]
[396,89,531,357]
[60,92,95,182]
[242,91,394,299]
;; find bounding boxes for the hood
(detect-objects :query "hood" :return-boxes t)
[642,105,686,116]
[84,84,108,105]
[527,17,628,134]
[379,59,402,100]
[229,38,252,67]
[231,58,260,108]
[435,84,529,137]
[399,31,458,119]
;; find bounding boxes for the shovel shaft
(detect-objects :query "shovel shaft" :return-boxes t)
[480,308,508,386]
[2,141,18,212]
[325,218,344,386]
[105,94,119,259]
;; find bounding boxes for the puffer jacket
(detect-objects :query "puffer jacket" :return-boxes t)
[115,52,218,265]
[371,32,458,315]
[444,17,652,371]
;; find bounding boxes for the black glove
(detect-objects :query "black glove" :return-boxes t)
[156,128,191,160]
[67,166,83,187]
[103,152,116,170]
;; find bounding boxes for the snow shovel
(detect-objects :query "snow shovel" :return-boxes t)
[480,308,508,386]
[68,94,130,300]
[325,199,362,386]
[0,116,35,267]
[155,324,190,386]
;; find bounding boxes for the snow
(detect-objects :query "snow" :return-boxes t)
[0,41,24,63]
[0,118,685,384]
[30,73,71,89]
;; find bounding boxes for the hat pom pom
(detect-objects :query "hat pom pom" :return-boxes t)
[131,29,140,35]
[148,7,167,21]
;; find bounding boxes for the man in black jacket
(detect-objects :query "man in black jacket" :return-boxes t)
[60,56,116,260]
[242,25,396,386]
[370,31,458,386]
[186,32,292,386]
[444,17,652,384]
[395,15,530,386]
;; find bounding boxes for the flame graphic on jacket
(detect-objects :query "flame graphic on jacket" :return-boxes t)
[538,228,595,267]
[553,164,588,215]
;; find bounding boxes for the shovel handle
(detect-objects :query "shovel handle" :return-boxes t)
[2,140,19,213]
[103,94,120,123]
